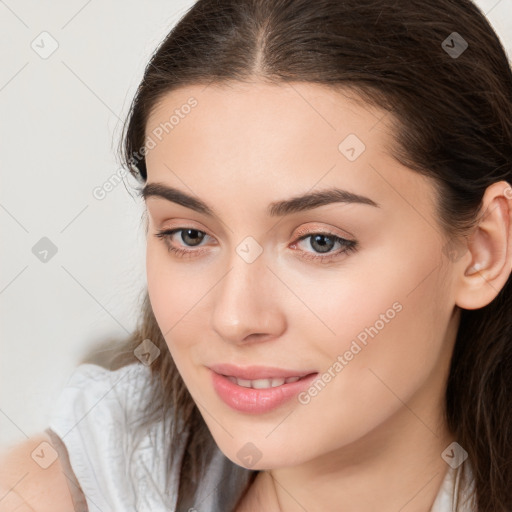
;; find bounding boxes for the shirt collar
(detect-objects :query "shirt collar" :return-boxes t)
[429,462,476,512]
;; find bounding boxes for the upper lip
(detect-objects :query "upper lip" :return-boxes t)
[209,363,317,380]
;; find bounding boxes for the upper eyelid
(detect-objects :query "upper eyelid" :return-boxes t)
[147,204,358,238]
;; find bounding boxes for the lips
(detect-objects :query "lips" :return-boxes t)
[208,363,318,413]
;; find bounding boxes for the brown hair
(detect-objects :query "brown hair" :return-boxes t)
[107,0,512,510]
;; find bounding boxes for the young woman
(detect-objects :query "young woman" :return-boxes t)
[1,0,511,511]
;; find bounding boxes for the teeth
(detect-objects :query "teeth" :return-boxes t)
[252,378,272,389]
[226,375,303,389]
[237,378,252,388]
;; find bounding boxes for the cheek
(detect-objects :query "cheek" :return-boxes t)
[146,245,190,350]
[293,243,451,442]
[305,222,449,362]
[146,241,202,325]
[145,243,213,373]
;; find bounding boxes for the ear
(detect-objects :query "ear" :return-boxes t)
[454,181,512,310]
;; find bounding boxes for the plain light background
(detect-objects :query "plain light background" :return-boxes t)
[1,0,511,451]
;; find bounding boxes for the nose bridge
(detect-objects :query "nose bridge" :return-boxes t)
[210,240,283,342]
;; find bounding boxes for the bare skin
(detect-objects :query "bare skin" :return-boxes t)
[143,81,512,512]
[0,432,74,512]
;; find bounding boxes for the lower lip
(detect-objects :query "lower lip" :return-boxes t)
[210,370,318,414]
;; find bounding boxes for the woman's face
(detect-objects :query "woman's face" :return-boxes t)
[143,81,459,469]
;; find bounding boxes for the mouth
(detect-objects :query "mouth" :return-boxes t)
[208,364,318,413]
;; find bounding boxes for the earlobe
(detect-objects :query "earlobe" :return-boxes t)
[455,181,512,310]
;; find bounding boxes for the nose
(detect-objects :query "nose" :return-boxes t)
[210,248,286,345]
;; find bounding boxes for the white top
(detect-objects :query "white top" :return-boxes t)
[47,363,476,512]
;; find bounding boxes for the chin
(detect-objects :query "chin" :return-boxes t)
[207,427,311,470]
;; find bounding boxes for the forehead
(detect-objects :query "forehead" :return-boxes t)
[145,81,389,150]
[142,81,436,225]
[144,81,394,179]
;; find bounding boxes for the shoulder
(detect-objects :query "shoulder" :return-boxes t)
[0,432,73,512]
[48,362,153,438]
[52,361,152,411]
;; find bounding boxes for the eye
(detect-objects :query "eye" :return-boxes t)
[154,227,358,263]
[290,231,357,263]
[154,228,211,258]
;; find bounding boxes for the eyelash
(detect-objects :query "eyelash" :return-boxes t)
[154,227,358,263]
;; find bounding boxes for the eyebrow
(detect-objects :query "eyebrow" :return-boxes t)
[140,182,379,217]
